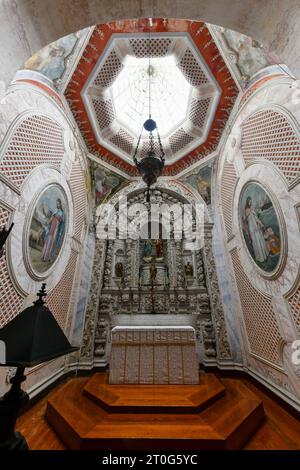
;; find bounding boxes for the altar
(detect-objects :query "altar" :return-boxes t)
[109,326,199,385]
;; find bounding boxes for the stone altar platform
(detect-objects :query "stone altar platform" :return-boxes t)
[109,326,199,385]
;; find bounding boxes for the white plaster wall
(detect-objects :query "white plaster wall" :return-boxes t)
[1,1,300,85]
[216,75,300,409]
[0,79,91,396]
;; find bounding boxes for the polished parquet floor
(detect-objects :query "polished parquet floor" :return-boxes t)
[16,373,300,450]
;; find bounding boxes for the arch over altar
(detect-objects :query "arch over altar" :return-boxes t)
[79,179,232,371]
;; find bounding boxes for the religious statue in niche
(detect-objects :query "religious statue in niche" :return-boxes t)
[184,261,194,277]
[115,261,124,278]
[150,264,157,283]
[143,239,153,262]
[156,239,164,260]
[28,184,67,274]
[239,182,282,273]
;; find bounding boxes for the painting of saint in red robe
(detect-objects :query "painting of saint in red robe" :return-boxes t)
[28,185,67,274]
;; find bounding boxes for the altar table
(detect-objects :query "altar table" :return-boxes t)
[109,326,199,384]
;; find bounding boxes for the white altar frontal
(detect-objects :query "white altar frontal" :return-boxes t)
[109,326,199,385]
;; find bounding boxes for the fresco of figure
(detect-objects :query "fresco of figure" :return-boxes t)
[42,198,65,263]
[239,182,281,273]
[242,196,268,263]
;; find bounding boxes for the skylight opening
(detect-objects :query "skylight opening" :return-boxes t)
[111,54,191,138]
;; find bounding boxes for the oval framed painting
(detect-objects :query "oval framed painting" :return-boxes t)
[238,181,286,277]
[26,184,68,277]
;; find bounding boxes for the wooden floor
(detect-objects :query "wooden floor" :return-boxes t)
[16,373,300,450]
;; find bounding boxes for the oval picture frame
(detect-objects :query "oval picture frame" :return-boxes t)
[23,183,69,280]
[238,180,287,280]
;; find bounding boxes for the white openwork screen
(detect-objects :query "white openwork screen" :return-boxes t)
[169,128,194,154]
[0,115,65,188]
[221,162,237,240]
[178,49,209,87]
[93,50,123,88]
[110,129,134,155]
[241,109,300,185]
[189,97,211,128]
[129,38,172,58]
[92,98,114,130]
[47,250,78,330]
[0,206,24,326]
[287,287,300,335]
[69,162,87,240]
[231,248,282,366]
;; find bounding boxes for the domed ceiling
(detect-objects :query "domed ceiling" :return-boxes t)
[65,19,239,176]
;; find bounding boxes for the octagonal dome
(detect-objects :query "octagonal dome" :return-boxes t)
[82,33,221,164]
[65,19,239,176]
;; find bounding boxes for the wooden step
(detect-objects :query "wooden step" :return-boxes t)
[83,372,226,413]
[46,373,265,450]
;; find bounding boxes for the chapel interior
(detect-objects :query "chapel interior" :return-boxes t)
[0,0,300,451]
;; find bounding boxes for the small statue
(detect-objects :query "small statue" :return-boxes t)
[150,264,157,283]
[184,261,194,277]
[156,239,163,259]
[115,261,124,278]
[143,240,153,261]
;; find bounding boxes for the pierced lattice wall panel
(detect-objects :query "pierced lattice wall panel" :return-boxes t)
[92,98,114,130]
[129,38,172,58]
[241,109,300,185]
[169,128,194,154]
[110,129,134,155]
[69,162,87,240]
[231,248,282,366]
[189,97,211,128]
[93,50,123,88]
[221,162,237,240]
[47,250,78,330]
[0,115,64,188]
[0,206,24,326]
[287,287,300,335]
[177,49,209,87]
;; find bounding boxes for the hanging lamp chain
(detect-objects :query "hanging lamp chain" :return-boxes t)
[148,17,152,119]
[132,17,165,190]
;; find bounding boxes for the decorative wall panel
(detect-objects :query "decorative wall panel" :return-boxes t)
[221,162,237,240]
[241,108,300,185]
[169,128,194,154]
[92,98,114,130]
[0,115,64,188]
[93,50,123,88]
[69,161,87,240]
[129,38,172,58]
[0,205,24,326]
[231,248,282,366]
[178,49,209,86]
[190,97,212,128]
[288,288,300,335]
[47,249,78,331]
[110,129,134,155]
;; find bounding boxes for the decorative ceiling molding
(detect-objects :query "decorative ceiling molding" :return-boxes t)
[65,18,239,176]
